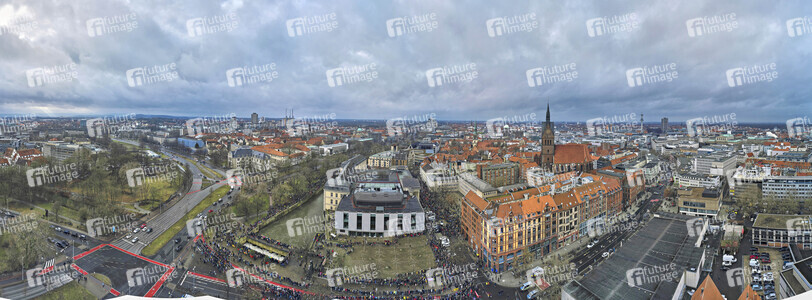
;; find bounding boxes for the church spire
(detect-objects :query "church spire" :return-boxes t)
[546,102,550,123]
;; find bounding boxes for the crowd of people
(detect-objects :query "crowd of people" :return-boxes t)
[195,239,232,275]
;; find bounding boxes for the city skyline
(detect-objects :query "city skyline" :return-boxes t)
[1,1,810,121]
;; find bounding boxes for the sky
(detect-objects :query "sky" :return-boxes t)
[0,0,810,122]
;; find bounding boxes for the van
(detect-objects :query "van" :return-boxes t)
[527,290,538,299]
[520,282,534,291]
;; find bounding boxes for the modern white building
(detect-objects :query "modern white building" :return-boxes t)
[673,172,721,189]
[692,154,737,176]
[319,143,348,156]
[762,176,812,200]
[334,181,425,237]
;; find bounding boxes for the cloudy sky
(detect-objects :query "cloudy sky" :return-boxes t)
[1,0,810,122]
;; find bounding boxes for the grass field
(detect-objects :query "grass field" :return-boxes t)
[36,281,95,300]
[141,185,229,256]
[329,235,436,279]
[91,273,112,286]
[113,140,144,150]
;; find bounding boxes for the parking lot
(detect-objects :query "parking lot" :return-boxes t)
[742,246,787,299]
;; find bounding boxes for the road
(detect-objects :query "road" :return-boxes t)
[111,138,226,255]
[571,182,667,275]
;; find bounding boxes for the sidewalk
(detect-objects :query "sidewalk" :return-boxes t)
[78,273,113,298]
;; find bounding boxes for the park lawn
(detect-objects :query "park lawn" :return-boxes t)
[39,202,82,223]
[91,273,112,286]
[332,235,436,279]
[35,281,95,300]
[67,174,179,204]
[113,140,144,150]
[141,185,229,256]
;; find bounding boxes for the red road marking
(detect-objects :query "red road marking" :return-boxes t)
[38,266,54,275]
[73,243,107,260]
[145,267,174,297]
[71,264,88,275]
[231,264,313,295]
[187,271,226,283]
[110,288,121,296]
[107,244,171,269]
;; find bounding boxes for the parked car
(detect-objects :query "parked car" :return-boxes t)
[751,284,762,291]
[140,223,147,229]
[131,237,138,243]
[125,234,132,239]
[175,238,182,244]
[762,258,771,264]
[175,244,183,252]
[133,227,140,233]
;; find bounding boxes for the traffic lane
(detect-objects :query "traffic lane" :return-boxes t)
[73,246,166,297]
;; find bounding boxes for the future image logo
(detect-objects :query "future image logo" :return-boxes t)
[786,17,811,37]
[426,268,444,288]
[526,63,578,87]
[386,13,438,37]
[186,13,238,37]
[625,263,678,287]
[787,217,811,237]
[787,117,810,138]
[26,268,45,287]
[286,13,339,37]
[726,267,744,287]
[685,13,737,38]
[586,218,605,238]
[286,215,328,237]
[725,63,778,87]
[586,13,639,37]
[25,63,78,88]
[225,168,243,188]
[625,63,678,88]
[425,63,478,87]
[686,218,705,237]
[226,63,278,87]
[226,269,246,287]
[86,13,138,37]
[486,13,538,37]
[326,268,344,287]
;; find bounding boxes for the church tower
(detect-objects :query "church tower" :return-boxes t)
[539,103,555,171]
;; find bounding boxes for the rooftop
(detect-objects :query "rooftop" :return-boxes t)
[563,214,704,300]
[753,214,812,230]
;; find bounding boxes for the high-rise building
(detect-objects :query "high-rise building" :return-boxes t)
[251,112,258,124]
[661,117,668,133]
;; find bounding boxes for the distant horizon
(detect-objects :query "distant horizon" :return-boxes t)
[0,113,800,125]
